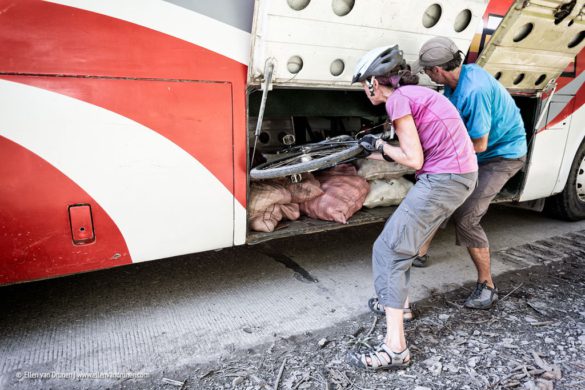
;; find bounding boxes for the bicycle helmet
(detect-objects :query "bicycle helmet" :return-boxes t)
[352,45,405,83]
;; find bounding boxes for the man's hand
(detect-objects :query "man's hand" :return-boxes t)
[359,134,378,152]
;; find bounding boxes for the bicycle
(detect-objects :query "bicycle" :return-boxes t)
[250,123,393,180]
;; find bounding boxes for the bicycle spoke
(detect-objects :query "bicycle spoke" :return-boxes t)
[257,146,354,171]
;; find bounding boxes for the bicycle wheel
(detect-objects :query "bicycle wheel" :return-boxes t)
[250,141,363,180]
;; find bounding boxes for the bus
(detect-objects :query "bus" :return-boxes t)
[1,0,584,285]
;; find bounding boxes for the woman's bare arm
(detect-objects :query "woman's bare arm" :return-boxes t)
[375,115,424,170]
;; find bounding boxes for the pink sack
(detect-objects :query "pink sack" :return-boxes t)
[285,173,323,203]
[319,163,358,177]
[300,165,369,224]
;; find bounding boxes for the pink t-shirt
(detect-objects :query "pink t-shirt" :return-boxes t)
[385,85,477,175]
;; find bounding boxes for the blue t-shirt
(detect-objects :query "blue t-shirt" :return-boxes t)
[444,64,527,163]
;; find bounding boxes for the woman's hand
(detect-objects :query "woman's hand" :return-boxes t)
[379,115,424,170]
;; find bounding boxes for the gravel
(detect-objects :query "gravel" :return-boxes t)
[184,258,585,390]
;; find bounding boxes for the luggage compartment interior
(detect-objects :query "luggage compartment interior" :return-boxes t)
[246,89,542,244]
[495,94,540,201]
[246,88,397,244]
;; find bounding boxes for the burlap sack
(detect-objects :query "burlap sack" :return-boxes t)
[355,159,415,181]
[249,182,296,232]
[363,177,414,208]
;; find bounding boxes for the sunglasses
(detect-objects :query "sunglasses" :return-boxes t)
[365,77,375,96]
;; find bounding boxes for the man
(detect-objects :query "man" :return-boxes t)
[413,36,527,309]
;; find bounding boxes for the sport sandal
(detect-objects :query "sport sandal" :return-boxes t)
[347,343,411,371]
[368,297,415,321]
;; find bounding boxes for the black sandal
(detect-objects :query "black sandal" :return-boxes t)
[347,343,411,370]
[368,297,415,321]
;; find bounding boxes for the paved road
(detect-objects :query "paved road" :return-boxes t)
[1,205,585,389]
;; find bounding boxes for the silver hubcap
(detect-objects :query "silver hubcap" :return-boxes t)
[577,154,585,203]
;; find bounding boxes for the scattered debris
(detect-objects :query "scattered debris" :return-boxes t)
[161,377,185,387]
[190,258,584,390]
[364,315,378,338]
[273,357,287,390]
[232,376,245,387]
[501,283,524,301]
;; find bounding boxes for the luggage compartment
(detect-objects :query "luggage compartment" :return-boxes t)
[246,89,543,244]
[246,88,402,244]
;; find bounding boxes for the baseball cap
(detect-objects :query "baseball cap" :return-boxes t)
[412,37,462,73]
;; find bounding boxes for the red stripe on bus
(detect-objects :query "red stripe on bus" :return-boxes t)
[1,75,238,205]
[538,92,584,133]
[0,136,132,285]
[0,0,244,80]
[0,0,247,207]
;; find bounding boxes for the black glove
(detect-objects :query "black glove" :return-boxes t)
[359,134,378,152]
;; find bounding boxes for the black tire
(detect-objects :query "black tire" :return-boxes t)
[544,140,585,221]
[250,143,363,180]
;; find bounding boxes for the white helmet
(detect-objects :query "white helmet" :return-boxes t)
[352,45,405,83]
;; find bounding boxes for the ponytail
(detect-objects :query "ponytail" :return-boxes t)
[398,70,419,86]
[376,67,419,88]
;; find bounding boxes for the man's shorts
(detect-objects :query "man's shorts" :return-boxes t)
[452,156,526,248]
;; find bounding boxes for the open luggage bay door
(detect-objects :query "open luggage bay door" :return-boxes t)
[476,0,585,94]
[249,0,489,89]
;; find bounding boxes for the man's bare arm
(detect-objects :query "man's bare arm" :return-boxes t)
[377,115,424,170]
[472,134,488,153]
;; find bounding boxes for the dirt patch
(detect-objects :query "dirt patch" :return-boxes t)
[172,259,585,390]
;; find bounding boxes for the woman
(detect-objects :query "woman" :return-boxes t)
[348,45,478,370]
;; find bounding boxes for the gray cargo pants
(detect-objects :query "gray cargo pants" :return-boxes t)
[373,172,478,309]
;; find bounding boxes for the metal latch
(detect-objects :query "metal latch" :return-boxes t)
[68,204,95,245]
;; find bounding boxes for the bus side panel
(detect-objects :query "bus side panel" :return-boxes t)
[0,0,250,207]
[520,97,573,201]
[519,47,585,200]
[0,135,132,285]
[552,99,585,195]
[0,0,250,284]
[0,76,237,284]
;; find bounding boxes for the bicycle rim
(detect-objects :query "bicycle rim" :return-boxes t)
[250,143,363,180]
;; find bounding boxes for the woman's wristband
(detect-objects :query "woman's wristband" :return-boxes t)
[377,141,393,162]
[376,140,385,153]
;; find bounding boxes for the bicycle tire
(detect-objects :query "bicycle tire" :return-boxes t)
[250,143,363,180]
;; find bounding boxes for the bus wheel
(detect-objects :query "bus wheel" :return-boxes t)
[545,140,585,221]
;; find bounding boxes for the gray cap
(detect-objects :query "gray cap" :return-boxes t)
[413,37,461,72]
